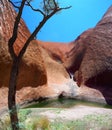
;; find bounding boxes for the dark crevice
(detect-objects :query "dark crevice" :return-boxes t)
[86,71,112,105]
[86,71,112,87]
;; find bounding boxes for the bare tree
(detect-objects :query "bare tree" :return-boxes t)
[8,0,71,129]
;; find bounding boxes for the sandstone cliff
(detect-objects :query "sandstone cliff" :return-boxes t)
[65,6,112,87]
[36,6,112,104]
[38,6,112,88]
[0,0,75,108]
[0,0,112,109]
[0,0,47,90]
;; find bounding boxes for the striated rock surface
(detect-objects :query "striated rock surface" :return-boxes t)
[36,6,112,104]
[0,33,47,91]
[64,6,112,88]
[0,0,79,109]
[0,0,112,109]
[39,6,112,88]
[64,29,94,75]
[0,0,47,90]
[0,0,31,55]
[38,40,74,63]
[63,6,112,104]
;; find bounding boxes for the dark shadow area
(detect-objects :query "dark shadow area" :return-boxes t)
[68,47,87,74]
[86,71,112,105]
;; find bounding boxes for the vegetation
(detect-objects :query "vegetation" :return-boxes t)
[0,108,112,130]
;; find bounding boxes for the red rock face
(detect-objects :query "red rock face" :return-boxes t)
[64,29,94,73]
[0,0,47,90]
[37,40,74,63]
[39,6,112,88]
[69,6,112,87]
[37,6,112,91]
[0,0,31,55]
[37,6,112,104]
[0,0,72,109]
[0,0,112,108]
[62,6,112,105]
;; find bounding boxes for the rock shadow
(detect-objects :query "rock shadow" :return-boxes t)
[86,71,112,105]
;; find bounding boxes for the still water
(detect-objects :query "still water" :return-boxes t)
[26,98,112,109]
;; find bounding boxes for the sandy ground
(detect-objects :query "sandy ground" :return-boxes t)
[0,105,112,130]
[28,105,112,121]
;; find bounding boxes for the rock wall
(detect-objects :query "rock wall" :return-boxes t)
[38,6,112,88]
[0,1,75,109]
[0,0,31,54]
[36,6,112,104]
[64,6,112,87]
[0,0,47,89]
[0,1,112,108]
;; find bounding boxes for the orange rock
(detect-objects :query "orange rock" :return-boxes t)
[1,1,112,109]
[0,0,47,90]
[67,6,112,87]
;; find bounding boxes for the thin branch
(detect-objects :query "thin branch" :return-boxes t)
[26,1,45,16]
[46,5,72,18]
[18,17,47,59]
[43,0,48,14]
[47,1,53,10]
[43,0,46,9]
[59,6,72,10]
[18,4,71,59]
[47,0,56,10]
[53,0,57,8]
[8,0,20,9]
[13,1,22,4]
[27,0,32,2]
[8,0,71,59]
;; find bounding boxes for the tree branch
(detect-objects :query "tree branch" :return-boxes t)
[14,1,22,4]
[59,6,72,10]
[18,17,47,59]
[8,0,20,9]
[18,4,71,59]
[53,0,58,8]
[26,1,45,16]
[9,0,71,60]
[8,0,26,59]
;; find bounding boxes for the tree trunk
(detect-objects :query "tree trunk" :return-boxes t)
[8,58,20,130]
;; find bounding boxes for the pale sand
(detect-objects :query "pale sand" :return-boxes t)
[29,105,112,121]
